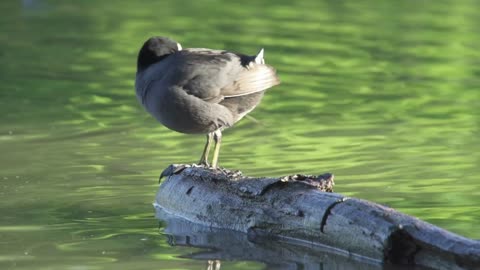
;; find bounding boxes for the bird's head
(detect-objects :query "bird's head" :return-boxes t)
[137,36,182,72]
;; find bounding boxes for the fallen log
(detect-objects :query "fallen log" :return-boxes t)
[155,164,480,270]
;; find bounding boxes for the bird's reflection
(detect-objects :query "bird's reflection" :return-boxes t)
[206,260,221,270]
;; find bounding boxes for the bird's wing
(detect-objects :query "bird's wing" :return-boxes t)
[220,64,280,98]
[177,49,280,103]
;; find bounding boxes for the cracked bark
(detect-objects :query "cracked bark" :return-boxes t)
[155,164,480,270]
[320,198,347,233]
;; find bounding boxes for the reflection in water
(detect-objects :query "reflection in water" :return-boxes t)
[207,260,221,270]
[157,208,430,270]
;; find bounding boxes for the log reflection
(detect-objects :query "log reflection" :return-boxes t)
[157,208,427,270]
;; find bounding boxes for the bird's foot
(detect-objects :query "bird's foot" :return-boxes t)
[197,160,210,168]
[196,163,221,171]
[158,163,244,183]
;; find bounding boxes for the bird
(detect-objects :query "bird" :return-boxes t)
[135,36,280,169]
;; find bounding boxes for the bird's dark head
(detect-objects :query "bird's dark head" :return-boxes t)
[137,36,182,72]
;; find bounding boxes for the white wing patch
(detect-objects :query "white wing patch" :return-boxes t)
[255,48,265,64]
[247,48,266,70]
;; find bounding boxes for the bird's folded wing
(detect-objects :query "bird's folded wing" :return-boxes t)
[221,64,280,98]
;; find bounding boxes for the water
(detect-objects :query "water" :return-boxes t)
[1,0,479,269]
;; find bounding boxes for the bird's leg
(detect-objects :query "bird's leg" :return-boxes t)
[211,129,222,169]
[199,132,213,166]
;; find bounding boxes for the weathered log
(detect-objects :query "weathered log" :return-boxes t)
[154,164,480,270]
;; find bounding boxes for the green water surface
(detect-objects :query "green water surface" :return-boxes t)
[1,0,479,269]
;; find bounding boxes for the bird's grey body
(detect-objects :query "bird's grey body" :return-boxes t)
[135,37,280,167]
